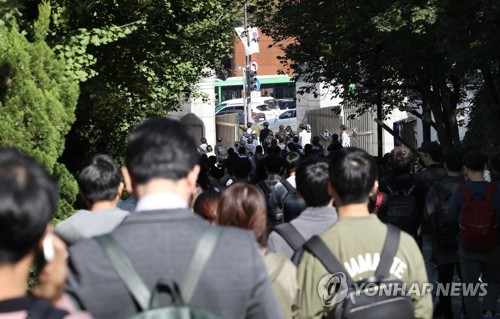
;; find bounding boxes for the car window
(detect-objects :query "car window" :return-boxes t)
[264,100,278,110]
[256,104,271,111]
[279,111,293,119]
[234,105,244,111]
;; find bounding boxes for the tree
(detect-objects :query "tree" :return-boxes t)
[50,0,242,168]
[252,0,499,149]
[0,1,79,220]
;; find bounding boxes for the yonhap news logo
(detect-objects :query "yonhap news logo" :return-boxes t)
[318,273,488,306]
[317,272,349,306]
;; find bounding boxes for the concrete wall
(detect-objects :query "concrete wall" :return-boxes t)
[169,70,217,147]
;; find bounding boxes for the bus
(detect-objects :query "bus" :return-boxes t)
[214,74,295,105]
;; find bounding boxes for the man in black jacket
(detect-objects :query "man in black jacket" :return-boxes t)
[424,149,465,319]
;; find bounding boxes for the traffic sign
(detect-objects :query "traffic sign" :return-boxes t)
[251,91,261,98]
[250,59,259,72]
[320,129,332,141]
[255,78,261,90]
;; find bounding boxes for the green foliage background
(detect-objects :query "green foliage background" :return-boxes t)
[0,2,79,220]
[251,0,500,150]
[51,0,242,169]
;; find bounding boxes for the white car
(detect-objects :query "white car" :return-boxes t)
[257,109,298,132]
[216,97,280,120]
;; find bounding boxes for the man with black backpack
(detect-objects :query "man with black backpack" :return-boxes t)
[267,158,337,259]
[214,137,228,162]
[65,118,282,319]
[269,152,306,223]
[424,149,465,319]
[378,146,427,239]
[298,147,432,319]
[448,150,500,319]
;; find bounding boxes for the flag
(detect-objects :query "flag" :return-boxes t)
[235,27,260,56]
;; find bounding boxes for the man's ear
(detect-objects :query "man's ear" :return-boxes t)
[327,181,336,197]
[369,180,379,197]
[121,167,134,193]
[186,165,201,191]
[328,182,343,206]
[116,182,124,200]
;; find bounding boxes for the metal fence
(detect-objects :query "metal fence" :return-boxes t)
[307,107,376,155]
[215,113,240,147]
[180,113,205,144]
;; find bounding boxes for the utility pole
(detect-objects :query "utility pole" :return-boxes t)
[244,1,252,124]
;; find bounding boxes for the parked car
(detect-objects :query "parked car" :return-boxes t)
[215,104,266,124]
[256,109,298,132]
[276,98,296,113]
[216,97,280,120]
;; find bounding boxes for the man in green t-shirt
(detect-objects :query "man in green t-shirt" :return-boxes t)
[297,147,432,319]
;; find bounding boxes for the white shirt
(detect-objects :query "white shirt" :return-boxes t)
[341,131,350,147]
[135,193,188,212]
[299,131,311,147]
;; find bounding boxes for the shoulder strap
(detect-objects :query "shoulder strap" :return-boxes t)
[385,184,396,196]
[281,179,295,192]
[273,223,305,251]
[460,184,473,202]
[258,181,271,194]
[26,299,68,319]
[405,181,417,196]
[303,236,353,287]
[374,225,400,279]
[484,182,496,201]
[181,227,221,303]
[95,235,151,311]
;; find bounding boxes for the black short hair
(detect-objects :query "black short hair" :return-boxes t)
[233,158,252,178]
[285,152,301,174]
[293,136,299,143]
[296,158,331,207]
[79,155,122,205]
[389,146,413,173]
[126,118,198,184]
[264,155,283,174]
[443,149,463,172]
[463,150,487,172]
[329,147,377,204]
[0,149,58,263]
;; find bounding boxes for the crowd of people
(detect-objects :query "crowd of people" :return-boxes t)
[0,117,499,319]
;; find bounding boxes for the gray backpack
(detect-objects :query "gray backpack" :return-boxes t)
[95,227,222,319]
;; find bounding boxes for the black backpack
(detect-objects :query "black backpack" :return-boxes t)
[95,227,222,319]
[303,225,414,319]
[383,181,419,236]
[216,144,228,161]
[431,183,459,250]
[257,181,283,224]
[281,180,306,222]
